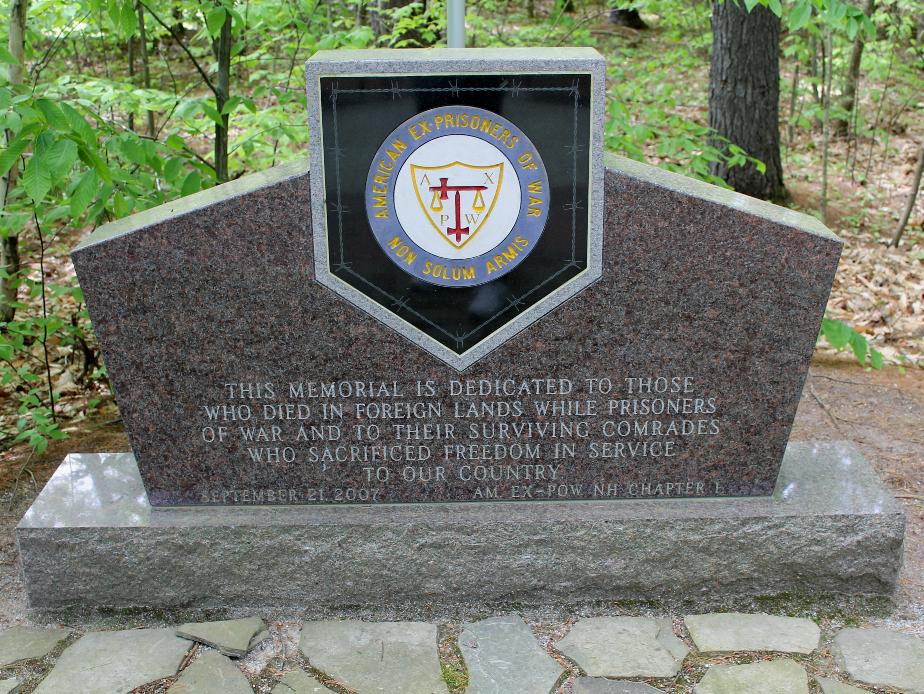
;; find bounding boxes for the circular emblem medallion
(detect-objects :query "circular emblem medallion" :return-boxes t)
[366,105,550,287]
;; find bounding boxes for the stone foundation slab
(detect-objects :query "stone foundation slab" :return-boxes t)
[16,441,904,610]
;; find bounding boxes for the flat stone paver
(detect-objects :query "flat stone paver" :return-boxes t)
[0,626,71,667]
[299,621,448,693]
[271,670,333,693]
[556,617,688,678]
[169,651,252,694]
[573,678,664,693]
[0,679,20,694]
[684,613,820,654]
[177,617,265,657]
[459,615,563,693]
[33,628,192,694]
[832,628,924,693]
[694,659,809,694]
[816,677,869,694]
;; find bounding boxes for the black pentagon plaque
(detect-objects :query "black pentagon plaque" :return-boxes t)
[307,49,605,369]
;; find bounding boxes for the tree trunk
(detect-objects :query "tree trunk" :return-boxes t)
[137,1,155,138]
[786,63,800,149]
[833,0,874,137]
[5,0,26,85]
[213,8,232,183]
[891,138,924,248]
[369,0,384,38]
[609,9,647,29]
[820,27,833,221]
[127,34,135,132]
[708,0,785,200]
[1,0,28,324]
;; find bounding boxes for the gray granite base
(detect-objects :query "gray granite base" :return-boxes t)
[16,441,904,610]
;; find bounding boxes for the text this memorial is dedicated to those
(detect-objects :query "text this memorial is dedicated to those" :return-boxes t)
[199,375,722,504]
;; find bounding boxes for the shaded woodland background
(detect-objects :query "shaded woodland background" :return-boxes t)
[0,0,921,459]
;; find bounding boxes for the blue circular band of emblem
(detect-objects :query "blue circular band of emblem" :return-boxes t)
[365,105,550,288]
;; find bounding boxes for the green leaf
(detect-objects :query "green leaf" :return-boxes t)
[201,101,224,125]
[221,95,243,115]
[846,16,858,40]
[120,1,138,34]
[0,46,18,66]
[206,7,227,37]
[163,157,184,183]
[820,318,883,368]
[766,0,782,17]
[44,138,79,181]
[69,169,99,219]
[113,191,133,218]
[0,134,29,179]
[31,434,48,455]
[820,318,852,350]
[21,154,52,203]
[120,137,147,165]
[180,170,201,196]
[76,143,113,185]
[743,0,761,11]
[174,99,201,121]
[59,103,97,145]
[0,344,13,361]
[165,134,185,150]
[107,0,137,36]
[34,99,70,131]
[1,108,21,133]
[869,349,884,370]
[48,427,68,441]
[848,330,868,364]
[789,0,813,29]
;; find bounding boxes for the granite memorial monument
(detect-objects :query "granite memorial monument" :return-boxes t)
[16,48,904,610]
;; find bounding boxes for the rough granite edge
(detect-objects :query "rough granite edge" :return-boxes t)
[306,47,605,72]
[71,158,309,253]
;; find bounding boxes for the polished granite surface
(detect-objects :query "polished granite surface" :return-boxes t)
[17,441,901,529]
[71,155,839,506]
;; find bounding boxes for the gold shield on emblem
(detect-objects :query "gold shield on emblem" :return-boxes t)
[410,162,504,249]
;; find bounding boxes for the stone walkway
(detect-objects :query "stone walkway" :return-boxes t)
[0,613,921,693]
